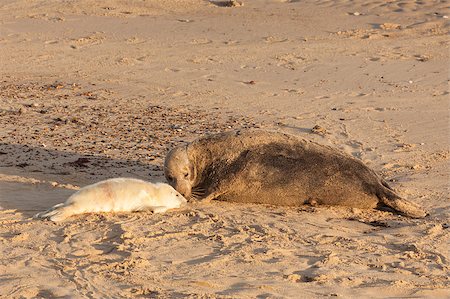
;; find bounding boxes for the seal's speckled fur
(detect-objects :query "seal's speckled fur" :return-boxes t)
[164,130,426,218]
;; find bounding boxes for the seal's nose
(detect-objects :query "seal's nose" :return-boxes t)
[179,189,191,200]
[175,192,188,205]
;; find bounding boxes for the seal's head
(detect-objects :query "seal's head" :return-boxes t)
[164,145,196,199]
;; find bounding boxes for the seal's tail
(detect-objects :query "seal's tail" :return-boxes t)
[378,182,428,218]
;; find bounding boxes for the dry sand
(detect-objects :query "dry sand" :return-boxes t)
[0,0,449,298]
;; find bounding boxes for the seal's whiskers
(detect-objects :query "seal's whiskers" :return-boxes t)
[191,187,206,200]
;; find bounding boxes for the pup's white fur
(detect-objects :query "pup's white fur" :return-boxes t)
[35,178,187,222]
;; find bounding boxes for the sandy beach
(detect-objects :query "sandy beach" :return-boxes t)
[0,0,449,298]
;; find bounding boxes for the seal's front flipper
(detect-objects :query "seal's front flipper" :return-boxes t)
[200,189,228,203]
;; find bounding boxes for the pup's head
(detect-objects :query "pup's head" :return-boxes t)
[164,145,196,199]
[155,183,187,209]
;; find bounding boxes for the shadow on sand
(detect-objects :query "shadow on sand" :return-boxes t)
[0,143,164,216]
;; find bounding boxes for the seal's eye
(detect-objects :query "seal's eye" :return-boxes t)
[184,172,189,179]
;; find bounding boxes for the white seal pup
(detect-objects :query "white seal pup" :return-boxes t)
[164,129,427,218]
[35,178,187,222]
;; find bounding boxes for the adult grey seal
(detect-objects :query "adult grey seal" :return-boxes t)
[164,130,427,218]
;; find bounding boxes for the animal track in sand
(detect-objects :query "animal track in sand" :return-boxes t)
[274,53,307,70]
[69,32,105,49]
[264,36,289,43]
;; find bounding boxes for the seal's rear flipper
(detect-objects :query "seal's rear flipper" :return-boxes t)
[378,189,428,218]
[34,203,71,222]
[34,203,64,219]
